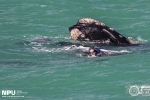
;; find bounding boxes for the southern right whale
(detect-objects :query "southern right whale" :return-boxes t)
[69,18,137,45]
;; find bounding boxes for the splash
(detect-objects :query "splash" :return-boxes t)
[31,45,79,53]
[136,36,148,43]
[40,5,47,8]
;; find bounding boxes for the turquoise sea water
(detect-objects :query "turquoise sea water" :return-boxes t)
[0,0,150,100]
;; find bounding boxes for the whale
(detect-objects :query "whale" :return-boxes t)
[69,18,137,45]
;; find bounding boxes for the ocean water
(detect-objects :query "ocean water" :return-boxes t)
[0,0,150,100]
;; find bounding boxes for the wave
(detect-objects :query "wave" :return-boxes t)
[136,36,148,43]
[127,36,148,44]
[30,45,132,58]
[31,45,78,53]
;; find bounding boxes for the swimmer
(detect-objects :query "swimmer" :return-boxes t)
[87,46,130,57]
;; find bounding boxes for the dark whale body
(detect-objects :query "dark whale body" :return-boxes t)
[69,18,136,45]
[32,38,52,43]
[18,37,138,47]
[17,38,53,45]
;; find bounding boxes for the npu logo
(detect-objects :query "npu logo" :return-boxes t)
[2,90,16,96]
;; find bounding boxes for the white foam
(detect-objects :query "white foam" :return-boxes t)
[31,45,79,53]
[101,49,131,55]
[41,5,47,8]
[136,36,148,43]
